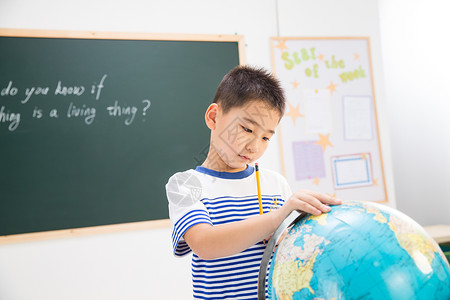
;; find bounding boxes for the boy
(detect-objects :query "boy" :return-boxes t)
[166,65,341,299]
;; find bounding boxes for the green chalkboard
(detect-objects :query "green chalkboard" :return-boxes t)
[0,30,242,236]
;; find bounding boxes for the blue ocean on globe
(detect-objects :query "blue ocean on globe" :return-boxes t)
[267,200,450,299]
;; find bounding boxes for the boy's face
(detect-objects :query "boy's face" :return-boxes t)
[208,99,281,172]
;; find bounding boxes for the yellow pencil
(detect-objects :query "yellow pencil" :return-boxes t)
[255,163,263,215]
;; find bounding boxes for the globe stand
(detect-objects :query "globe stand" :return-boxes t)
[257,210,309,300]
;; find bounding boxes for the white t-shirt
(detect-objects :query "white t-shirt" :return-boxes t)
[166,165,292,299]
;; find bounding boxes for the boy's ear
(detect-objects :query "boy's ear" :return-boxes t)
[205,103,219,130]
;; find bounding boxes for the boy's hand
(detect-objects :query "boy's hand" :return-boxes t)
[282,190,342,217]
[263,229,288,247]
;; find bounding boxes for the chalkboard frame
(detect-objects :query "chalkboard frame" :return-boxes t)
[0,28,246,244]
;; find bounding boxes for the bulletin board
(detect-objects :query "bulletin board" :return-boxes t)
[270,37,387,203]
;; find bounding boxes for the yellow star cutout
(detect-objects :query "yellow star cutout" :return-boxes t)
[354,53,360,60]
[326,193,337,198]
[326,81,337,94]
[312,177,320,186]
[285,102,304,126]
[274,39,288,52]
[373,179,378,186]
[315,133,333,151]
[291,80,300,89]
[318,54,324,61]
[361,153,367,160]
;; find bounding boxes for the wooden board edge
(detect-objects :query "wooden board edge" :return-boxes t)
[365,37,389,205]
[237,35,247,65]
[269,36,370,41]
[0,28,244,43]
[0,219,171,245]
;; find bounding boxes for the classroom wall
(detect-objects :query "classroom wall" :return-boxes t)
[3,0,444,299]
[379,0,450,226]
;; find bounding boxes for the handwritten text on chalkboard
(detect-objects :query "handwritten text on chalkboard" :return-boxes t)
[0,74,152,131]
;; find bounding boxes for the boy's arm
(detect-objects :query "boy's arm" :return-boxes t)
[183,190,341,260]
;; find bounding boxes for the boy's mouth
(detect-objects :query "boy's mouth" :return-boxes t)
[238,154,251,161]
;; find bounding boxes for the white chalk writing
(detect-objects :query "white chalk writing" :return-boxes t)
[0,74,152,131]
[106,101,137,126]
[67,102,96,125]
[0,105,21,131]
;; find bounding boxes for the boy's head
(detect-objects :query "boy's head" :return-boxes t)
[213,65,285,119]
[203,66,286,172]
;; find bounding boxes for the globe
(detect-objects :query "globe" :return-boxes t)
[266,200,450,299]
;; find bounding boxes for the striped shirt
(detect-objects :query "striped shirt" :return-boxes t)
[166,165,292,299]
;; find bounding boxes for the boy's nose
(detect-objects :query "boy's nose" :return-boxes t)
[246,138,259,153]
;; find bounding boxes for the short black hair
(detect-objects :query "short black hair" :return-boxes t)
[213,65,285,117]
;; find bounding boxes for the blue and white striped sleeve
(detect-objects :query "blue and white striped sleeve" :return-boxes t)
[171,209,212,256]
[166,171,212,257]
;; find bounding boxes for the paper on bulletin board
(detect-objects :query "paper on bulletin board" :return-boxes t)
[343,96,374,140]
[331,153,373,189]
[270,37,387,203]
[303,89,332,135]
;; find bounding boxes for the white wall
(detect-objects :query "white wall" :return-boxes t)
[0,0,398,299]
[379,0,450,226]
[0,228,192,300]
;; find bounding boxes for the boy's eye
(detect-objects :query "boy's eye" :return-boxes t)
[263,137,271,141]
[241,126,252,133]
